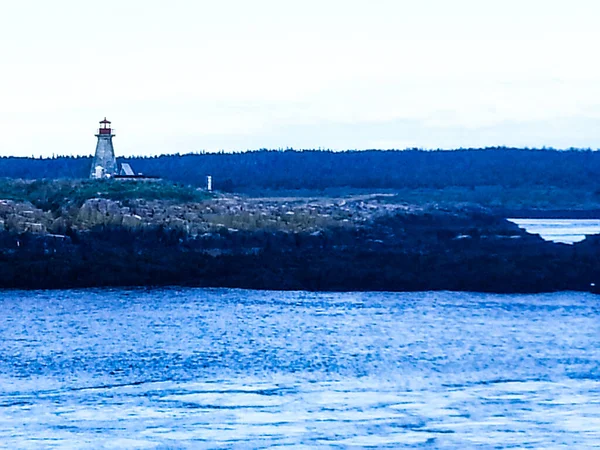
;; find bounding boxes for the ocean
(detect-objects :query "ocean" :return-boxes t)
[0,288,598,448]
[508,218,600,244]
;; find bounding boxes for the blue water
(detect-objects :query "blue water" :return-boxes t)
[508,218,600,244]
[0,289,599,449]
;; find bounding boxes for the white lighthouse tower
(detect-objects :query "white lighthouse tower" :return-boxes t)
[90,118,118,179]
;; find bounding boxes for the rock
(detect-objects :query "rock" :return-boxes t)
[49,217,68,235]
[23,222,46,233]
[78,199,124,225]
[168,218,188,232]
[122,214,143,228]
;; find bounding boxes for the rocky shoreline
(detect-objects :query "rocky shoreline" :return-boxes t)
[1,189,598,292]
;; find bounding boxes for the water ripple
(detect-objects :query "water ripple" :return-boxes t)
[0,289,599,448]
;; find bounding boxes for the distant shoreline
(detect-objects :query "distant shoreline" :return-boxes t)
[4,149,600,212]
[502,209,600,219]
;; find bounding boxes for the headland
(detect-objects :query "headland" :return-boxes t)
[1,173,599,292]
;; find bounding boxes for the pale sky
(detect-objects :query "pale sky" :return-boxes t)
[1,0,600,157]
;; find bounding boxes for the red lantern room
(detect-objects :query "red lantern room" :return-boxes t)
[98,117,113,135]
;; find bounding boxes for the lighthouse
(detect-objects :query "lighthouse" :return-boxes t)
[90,118,118,179]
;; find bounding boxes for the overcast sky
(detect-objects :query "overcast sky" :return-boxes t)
[1,0,600,157]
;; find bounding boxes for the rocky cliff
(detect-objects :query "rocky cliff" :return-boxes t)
[1,189,595,292]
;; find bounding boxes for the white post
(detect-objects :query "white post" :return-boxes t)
[207,175,213,191]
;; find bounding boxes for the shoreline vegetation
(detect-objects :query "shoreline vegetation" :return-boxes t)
[1,148,600,292]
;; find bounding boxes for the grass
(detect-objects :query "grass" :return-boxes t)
[242,185,600,210]
[379,186,600,210]
[0,178,212,212]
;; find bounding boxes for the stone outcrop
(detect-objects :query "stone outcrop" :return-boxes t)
[77,198,124,226]
[0,200,51,234]
[0,194,463,238]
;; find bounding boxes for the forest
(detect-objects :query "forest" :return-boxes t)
[1,148,599,194]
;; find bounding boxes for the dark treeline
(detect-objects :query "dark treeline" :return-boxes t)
[1,148,600,192]
[0,156,90,180]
